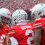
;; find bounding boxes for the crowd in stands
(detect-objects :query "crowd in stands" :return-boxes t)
[0,0,45,12]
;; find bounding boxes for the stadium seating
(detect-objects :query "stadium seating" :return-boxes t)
[0,0,45,12]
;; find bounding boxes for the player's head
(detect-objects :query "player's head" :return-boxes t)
[0,8,11,24]
[11,9,28,26]
[31,3,45,20]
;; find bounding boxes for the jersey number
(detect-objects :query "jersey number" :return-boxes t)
[25,29,34,45]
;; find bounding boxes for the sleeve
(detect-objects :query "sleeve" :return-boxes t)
[33,20,44,34]
[8,27,15,37]
[8,30,15,37]
[8,30,15,35]
[33,20,42,28]
[4,25,10,35]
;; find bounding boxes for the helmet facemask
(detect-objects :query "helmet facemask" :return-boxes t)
[11,16,18,26]
[1,16,11,24]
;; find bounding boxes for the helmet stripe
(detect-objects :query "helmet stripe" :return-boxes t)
[7,10,10,17]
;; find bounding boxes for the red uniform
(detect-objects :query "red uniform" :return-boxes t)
[8,22,34,45]
[33,18,45,45]
[0,23,10,45]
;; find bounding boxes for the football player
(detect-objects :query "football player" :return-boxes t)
[31,3,45,45]
[0,8,11,45]
[8,9,34,45]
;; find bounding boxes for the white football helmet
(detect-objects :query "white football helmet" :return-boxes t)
[11,9,28,26]
[31,3,45,19]
[0,8,11,24]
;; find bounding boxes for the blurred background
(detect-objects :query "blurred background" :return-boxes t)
[0,0,45,12]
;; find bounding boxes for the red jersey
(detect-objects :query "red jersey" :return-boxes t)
[8,22,34,45]
[33,18,45,45]
[0,23,10,45]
